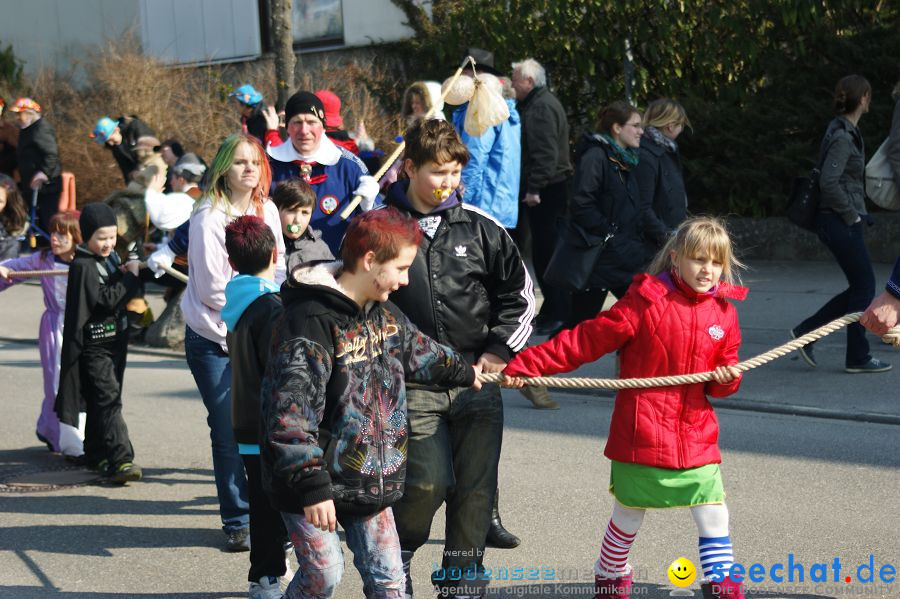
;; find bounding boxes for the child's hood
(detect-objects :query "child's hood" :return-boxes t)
[384,179,462,215]
[283,261,371,317]
[222,274,279,331]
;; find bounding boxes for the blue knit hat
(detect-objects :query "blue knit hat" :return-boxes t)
[229,84,263,106]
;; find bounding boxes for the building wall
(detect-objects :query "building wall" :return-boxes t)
[0,0,413,74]
[0,0,141,74]
[138,0,261,65]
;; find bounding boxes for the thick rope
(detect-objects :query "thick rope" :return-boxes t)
[5,270,67,278]
[479,312,899,388]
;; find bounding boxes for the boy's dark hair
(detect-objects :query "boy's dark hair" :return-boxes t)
[225,215,276,275]
[402,119,469,170]
[271,177,316,211]
[342,207,423,273]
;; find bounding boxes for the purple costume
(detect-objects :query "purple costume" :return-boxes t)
[0,251,84,455]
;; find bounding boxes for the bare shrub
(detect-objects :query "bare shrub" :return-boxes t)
[13,37,414,204]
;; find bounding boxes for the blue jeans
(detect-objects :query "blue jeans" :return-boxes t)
[392,384,503,594]
[184,325,249,532]
[281,507,405,599]
[796,212,876,366]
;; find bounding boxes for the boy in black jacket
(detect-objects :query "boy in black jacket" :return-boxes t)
[222,215,289,599]
[259,208,480,599]
[383,119,536,598]
[55,203,142,484]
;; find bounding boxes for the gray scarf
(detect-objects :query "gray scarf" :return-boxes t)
[645,126,678,153]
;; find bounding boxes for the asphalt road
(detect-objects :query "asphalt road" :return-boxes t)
[0,259,897,599]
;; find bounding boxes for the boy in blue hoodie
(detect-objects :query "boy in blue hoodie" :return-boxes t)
[222,215,288,599]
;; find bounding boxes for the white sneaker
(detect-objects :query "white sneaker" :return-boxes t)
[249,575,282,599]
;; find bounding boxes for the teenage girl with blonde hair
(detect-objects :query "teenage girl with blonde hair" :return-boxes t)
[505,216,748,599]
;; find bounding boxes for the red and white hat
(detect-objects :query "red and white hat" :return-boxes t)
[8,97,41,113]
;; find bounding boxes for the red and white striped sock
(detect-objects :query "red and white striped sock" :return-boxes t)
[595,521,637,577]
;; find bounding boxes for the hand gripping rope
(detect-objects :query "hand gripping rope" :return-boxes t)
[477,313,899,388]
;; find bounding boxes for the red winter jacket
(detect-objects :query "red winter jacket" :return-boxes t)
[505,272,747,469]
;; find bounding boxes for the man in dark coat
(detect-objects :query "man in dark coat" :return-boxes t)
[91,115,156,183]
[10,97,62,241]
[511,58,573,335]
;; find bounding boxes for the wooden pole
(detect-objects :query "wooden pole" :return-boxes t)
[339,56,477,220]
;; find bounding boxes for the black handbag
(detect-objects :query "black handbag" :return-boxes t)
[786,168,821,232]
[543,219,616,293]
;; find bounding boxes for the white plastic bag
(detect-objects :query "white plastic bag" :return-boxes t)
[464,73,510,137]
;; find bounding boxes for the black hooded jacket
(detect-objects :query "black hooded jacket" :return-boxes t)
[260,263,475,515]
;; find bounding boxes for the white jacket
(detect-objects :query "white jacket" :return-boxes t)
[181,197,286,350]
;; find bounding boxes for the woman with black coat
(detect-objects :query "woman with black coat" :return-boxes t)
[792,74,891,374]
[564,101,650,326]
[634,98,690,252]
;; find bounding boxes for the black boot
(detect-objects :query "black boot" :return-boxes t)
[485,490,520,549]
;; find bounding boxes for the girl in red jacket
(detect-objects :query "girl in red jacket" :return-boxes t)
[504,216,747,599]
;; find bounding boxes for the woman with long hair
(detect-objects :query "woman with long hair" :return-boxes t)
[564,101,650,327]
[791,75,891,373]
[634,98,691,252]
[181,133,286,551]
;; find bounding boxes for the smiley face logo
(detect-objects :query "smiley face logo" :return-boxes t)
[668,557,697,587]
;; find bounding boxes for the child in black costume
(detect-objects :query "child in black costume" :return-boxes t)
[56,203,143,484]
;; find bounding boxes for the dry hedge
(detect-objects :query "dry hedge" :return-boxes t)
[16,40,406,206]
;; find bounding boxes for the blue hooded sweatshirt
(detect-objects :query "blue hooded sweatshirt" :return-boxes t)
[222,275,279,332]
[451,98,521,228]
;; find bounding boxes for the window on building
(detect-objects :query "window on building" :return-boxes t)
[293,0,343,46]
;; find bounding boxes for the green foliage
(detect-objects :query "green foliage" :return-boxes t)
[389,0,900,217]
[0,42,25,94]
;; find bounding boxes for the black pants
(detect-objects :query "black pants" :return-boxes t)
[568,285,630,328]
[528,179,571,323]
[795,212,875,366]
[81,332,135,467]
[241,454,289,582]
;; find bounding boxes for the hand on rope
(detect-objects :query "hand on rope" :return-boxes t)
[478,312,899,389]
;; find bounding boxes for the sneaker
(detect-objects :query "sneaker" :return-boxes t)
[88,459,110,475]
[519,386,560,410]
[225,527,251,552]
[845,358,892,373]
[701,575,746,599]
[108,462,142,484]
[248,575,282,599]
[594,570,633,599]
[790,328,816,367]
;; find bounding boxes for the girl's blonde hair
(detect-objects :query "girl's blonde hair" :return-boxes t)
[648,216,744,285]
[643,98,692,130]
